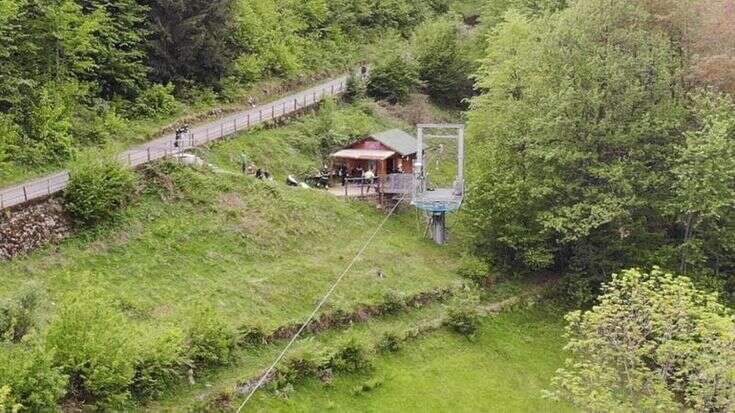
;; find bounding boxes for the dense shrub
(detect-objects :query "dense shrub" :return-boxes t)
[377,331,403,353]
[131,330,190,400]
[445,305,481,339]
[343,73,367,103]
[0,287,39,343]
[187,306,236,368]
[367,56,421,104]
[380,291,407,315]
[63,155,138,226]
[275,344,328,386]
[237,324,268,347]
[0,114,19,168]
[328,339,373,373]
[457,255,491,286]
[0,385,19,413]
[10,84,77,166]
[45,287,135,408]
[0,345,67,412]
[129,83,180,119]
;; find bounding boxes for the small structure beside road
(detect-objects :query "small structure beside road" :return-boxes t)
[328,129,423,205]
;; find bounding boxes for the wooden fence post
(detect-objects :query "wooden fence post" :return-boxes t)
[23,186,28,202]
[233,118,237,132]
[0,192,4,209]
[147,147,151,161]
[47,179,51,195]
[247,113,251,127]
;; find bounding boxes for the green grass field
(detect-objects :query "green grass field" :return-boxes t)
[0,102,462,334]
[242,307,573,413]
[1,101,573,412]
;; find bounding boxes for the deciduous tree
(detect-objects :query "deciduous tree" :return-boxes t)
[547,268,735,412]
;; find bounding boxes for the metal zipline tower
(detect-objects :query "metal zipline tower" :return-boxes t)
[412,124,465,245]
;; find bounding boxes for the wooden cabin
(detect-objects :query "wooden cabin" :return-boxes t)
[329,129,422,176]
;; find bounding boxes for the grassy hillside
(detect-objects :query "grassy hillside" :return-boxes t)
[1,98,575,413]
[191,306,573,413]
[0,102,462,330]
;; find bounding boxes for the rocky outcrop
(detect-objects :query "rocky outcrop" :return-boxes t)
[0,198,73,261]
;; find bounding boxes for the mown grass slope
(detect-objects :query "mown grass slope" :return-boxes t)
[244,307,573,413]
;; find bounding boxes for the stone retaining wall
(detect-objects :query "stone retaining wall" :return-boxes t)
[0,197,72,261]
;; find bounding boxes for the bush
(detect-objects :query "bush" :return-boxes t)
[187,306,236,369]
[0,114,20,168]
[445,306,481,339]
[328,339,373,373]
[377,331,402,353]
[131,329,190,400]
[0,385,20,413]
[74,104,128,147]
[63,155,138,226]
[45,287,135,408]
[344,73,367,103]
[0,345,67,412]
[0,287,39,343]
[237,325,268,348]
[457,255,491,286]
[276,343,328,386]
[11,83,76,166]
[367,56,421,104]
[380,291,407,315]
[130,83,180,119]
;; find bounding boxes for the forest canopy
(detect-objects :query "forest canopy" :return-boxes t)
[463,0,735,303]
[0,0,453,172]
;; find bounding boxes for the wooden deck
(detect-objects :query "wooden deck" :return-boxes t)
[327,174,413,199]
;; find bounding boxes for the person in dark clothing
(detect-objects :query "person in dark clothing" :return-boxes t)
[340,165,348,186]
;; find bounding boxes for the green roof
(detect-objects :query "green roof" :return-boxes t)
[369,129,423,156]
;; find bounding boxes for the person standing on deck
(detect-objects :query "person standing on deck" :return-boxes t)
[363,168,375,193]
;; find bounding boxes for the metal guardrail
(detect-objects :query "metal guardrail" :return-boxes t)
[339,174,413,198]
[0,75,349,210]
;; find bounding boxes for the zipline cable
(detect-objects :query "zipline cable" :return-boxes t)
[235,193,407,412]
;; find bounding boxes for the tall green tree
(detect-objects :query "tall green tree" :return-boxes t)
[670,91,735,284]
[547,268,735,412]
[464,1,687,277]
[77,0,150,99]
[144,0,238,88]
[412,18,473,106]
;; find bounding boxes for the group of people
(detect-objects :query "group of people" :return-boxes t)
[238,152,272,180]
[335,165,379,192]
